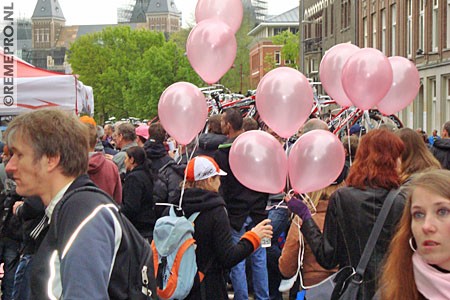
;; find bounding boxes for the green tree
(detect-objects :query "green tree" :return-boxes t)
[69,26,201,122]
[169,28,192,50]
[263,53,276,73]
[271,30,300,69]
[221,12,254,94]
[125,41,203,118]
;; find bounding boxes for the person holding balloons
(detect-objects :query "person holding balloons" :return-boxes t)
[285,129,407,299]
[214,108,270,300]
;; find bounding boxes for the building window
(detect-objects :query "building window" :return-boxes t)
[432,0,439,52]
[447,0,450,49]
[447,77,450,120]
[275,51,281,65]
[324,8,328,37]
[274,27,288,36]
[44,28,49,43]
[372,13,377,48]
[381,9,386,53]
[407,0,412,57]
[35,28,40,42]
[341,0,350,29]
[419,0,425,52]
[310,58,318,73]
[330,4,334,35]
[391,4,396,56]
[316,17,322,38]
[363,17,368,47]
[430,78,437,130]
[347,0,351,28]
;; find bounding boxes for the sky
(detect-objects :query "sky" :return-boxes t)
[17,0,299,27]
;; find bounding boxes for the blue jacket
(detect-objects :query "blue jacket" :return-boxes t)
[31,175,123,299]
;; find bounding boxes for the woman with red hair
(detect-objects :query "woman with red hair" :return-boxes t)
[286,129,406,299]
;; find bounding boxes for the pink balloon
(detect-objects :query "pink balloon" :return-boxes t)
[341,48,393,110]
[377,56,420,115]
[158,82,207,145]
[186,19,237,84]
[289,130,345,194]
[256,67,314,139]
[319,43,360,107]
[195,0,243,33]
[229,130,288,193]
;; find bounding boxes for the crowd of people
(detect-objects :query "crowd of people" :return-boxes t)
[0,108,448,299]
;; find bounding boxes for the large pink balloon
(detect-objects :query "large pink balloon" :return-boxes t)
[377,56,420,115]
[256,67,314,139]
[341,48,393,110]
[158,82,207,145]
[319,43,360,107]
[186,19,237,84]
[289,130,345,194]
[229,130,288,193]
[195,0,243,33]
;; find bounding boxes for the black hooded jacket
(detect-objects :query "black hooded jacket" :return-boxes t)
[431,138,450,169]
[300,187,406,300]
[180,188,257,300]
[143,140,172,171]
[214,140,268,231]
[121,165,155,239]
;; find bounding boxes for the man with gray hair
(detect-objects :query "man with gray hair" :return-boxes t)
[4,109,151,299]
[112,122,138,177]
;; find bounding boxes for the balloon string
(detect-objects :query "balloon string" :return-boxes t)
[178,136,200,209]
[347,133,352,166]
[284,138,291,192]
[299,193,317,216]
[345,109,350,137]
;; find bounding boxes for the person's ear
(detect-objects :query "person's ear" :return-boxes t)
[47,155,60,172]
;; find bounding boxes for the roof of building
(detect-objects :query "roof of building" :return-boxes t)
[130,0,150,23]
[32,0,65,21]
[55,24,143,48]
[147,0,180,14]
[265,6,299,23]
[248,6,299,36]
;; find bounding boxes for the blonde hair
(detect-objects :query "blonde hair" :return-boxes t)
[308,181,345,206]
[395,128,441,182]
[182,176,218,192]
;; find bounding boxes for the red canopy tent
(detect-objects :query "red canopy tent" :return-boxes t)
[0,50,94,116]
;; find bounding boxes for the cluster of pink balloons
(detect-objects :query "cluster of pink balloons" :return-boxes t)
[229,67,344,194]
[320,43,420,114]
[158,0,246,144]
[229,129,345,194]
[186,0,243,84]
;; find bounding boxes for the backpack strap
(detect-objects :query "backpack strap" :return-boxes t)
[52,186,117,238]
[188,212,200,222]
[352,188,400,283]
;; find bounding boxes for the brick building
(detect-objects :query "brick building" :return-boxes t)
[358,0,450,133]
[248,7,299,89]
[28,0,181,72]
[295,0,450,132]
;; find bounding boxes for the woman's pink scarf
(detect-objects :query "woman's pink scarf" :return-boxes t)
[413,253,450,300]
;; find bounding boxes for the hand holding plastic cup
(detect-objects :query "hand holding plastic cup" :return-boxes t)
[252,219,273,248]
[261,237,271,248]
